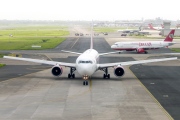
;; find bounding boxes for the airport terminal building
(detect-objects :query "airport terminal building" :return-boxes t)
[161,21,180,36]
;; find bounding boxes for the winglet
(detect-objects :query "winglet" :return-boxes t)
[164,29,175,42]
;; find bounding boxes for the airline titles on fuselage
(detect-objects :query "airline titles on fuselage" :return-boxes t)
[139,42,152,46]
[129,42,152,46]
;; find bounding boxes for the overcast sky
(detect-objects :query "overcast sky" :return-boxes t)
[0,0,179,21]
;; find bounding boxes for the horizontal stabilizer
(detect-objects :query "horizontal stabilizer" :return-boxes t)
[61,50,82,55]
[99,51,122,56]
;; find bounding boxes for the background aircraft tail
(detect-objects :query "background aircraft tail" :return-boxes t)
[161,24,164,28]
[164,30,175,42]
[148,24,156,30]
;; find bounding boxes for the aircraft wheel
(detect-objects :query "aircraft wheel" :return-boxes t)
[103,74,106,79]
[85,81,88,85]
[108,74,110,79]
[83,81,88,86]
[68,74,71,78]
[72,74,75,78]
[145,51,148,54]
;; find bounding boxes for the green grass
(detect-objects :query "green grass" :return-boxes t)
[0,64,5,68]
[0,54,6,68]
[0,54,3,58]
[170,48,180,52]
[0,26,69,50]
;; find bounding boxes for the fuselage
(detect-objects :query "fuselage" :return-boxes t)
[76,49,99,78]
[111,41,174,51]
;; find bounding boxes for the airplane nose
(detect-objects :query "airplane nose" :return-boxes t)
[77,65,93,76]
[111,45,116,49]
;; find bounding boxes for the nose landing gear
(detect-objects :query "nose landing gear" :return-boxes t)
[83,80,88,85]
[83,75,89,85]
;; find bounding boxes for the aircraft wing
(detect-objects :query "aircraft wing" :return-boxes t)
[3,56,76,67]
[98,57,177,68]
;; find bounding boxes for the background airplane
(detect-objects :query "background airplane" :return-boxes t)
[111,30,176,54]
[3,28,177,85]
[117,26,142,33]
[148,23,164,31]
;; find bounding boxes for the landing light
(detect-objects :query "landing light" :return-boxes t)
[83,75,89,80]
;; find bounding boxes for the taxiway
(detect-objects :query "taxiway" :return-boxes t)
[0,37,179,119]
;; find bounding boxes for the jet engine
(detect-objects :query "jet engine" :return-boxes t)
[137,48,145,53]
[114,66,125,77]
[51,65,63,76]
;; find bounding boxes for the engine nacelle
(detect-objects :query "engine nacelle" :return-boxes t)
[137,48,145,53]
[114,66,125,77]
[51,65,63,76]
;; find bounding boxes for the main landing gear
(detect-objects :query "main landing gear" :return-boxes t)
[144,51,148,54]
[100,67,110,79]
[68,67,76,78]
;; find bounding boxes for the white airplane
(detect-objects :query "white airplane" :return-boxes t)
[117,28,141,33]
[117,26,142,33]
[111,30,177,54]
[3,28,177,85]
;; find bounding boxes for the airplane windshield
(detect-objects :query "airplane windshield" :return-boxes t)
[78,60,92,64]
[114,43,118,46]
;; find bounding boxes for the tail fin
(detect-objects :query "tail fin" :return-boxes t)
[90,22,93,49]
[161,24,164,28]
[164,29,175,42]
[148,23,156,30]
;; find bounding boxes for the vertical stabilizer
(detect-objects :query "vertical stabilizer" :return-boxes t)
[161,24,164,28]
[148,23,156,30]
[90,22,93,49]
[164,30,175,42]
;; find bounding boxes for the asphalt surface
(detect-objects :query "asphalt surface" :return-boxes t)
[55,37,180,119]
[0,37,180,119]
[130,65,180,120]
[0,54,51,81]
[55,37,114,53]
[0,65,50,81]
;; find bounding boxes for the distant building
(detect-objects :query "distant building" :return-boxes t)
[161,21,180,36]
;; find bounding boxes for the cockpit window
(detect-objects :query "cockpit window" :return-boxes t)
[78,60,92,64]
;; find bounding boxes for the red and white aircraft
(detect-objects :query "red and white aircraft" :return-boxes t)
[3,28,177,85]
[111,30,176,54]
[148,23,164,31]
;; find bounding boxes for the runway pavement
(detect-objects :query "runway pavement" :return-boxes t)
[0,37,179,119]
